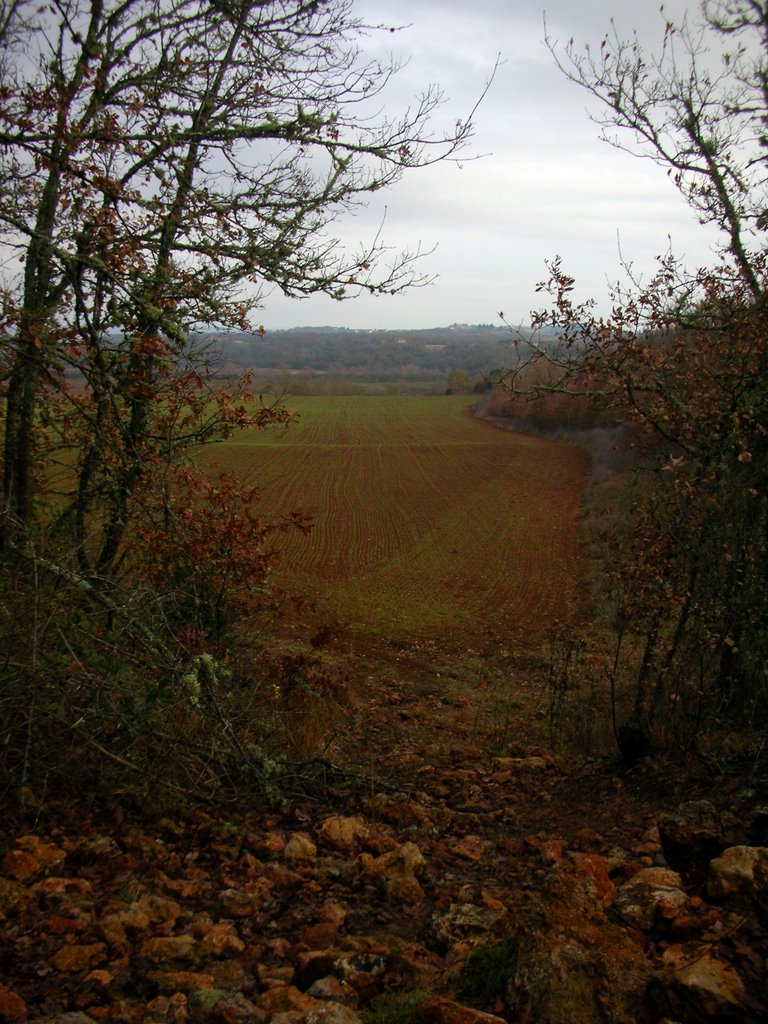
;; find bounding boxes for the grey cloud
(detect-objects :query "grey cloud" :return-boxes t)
[261,0,723,329]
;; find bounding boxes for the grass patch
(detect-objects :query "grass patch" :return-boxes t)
[364,991,428,1024]
[456,939,516,1010]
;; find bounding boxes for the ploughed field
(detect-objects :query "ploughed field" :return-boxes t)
[202,395,589,650]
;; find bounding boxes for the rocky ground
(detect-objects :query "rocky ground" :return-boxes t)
[1,645,767,1024]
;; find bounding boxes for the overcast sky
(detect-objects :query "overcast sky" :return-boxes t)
[260,0,722,330]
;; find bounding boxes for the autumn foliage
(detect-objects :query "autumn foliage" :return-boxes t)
[492,257,768,761]
[135,468,312,646]
[493,1,768,761]
[0,0,483,807]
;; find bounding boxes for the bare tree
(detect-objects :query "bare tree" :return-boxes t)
[0,1,492,802]
[545,0,767,298]
[495,1,768,758]
[0,0,489,556]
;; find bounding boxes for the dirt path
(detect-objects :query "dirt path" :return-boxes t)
[1,633,701,1024]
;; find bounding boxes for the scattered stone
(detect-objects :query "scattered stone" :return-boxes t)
[421,996,507,1024]
[44,916,92,941]
[140,934,197,965]
[255,985,320,1015]
[659,946,749,1021]
[306,977,356,1004]
[0,983,27,1022]
[319,901,348,927]
[6,698,767,1024]
[312,859,358,887]
[2,847,55,883]
[149,970,215,993]
[271,1002,363,1024]
[318,817,369,851]
[385,875,424,904]
[97,914,130,957]
[0,877,32,918]
[115,893,181,932]
[198,920,245,958]
[249,831,286,857]
[189,987,264,1023]
[334,951,413,1002]
[300,922,338,950]
[84,969,113,989]
[285,834,318,863]
[34,877,93,899]
[493,756,548,771]
[567,852,615,907]
[16,835,66,871]
[448,836,486,862]
[538,838,565,865]
[71,834,122,863]
[354,839,428,905]
[506,860,653,1024]
[207,959,252,991]
[658,801,743,875]
[99,894,183,952]
[432,903,506,949]
[358,842,426,882]
[263,862,305,888]
[360,795,424,827]
[146,992,189,1022]
[217,888,263,917]
[50,942,108,972]
[37,1014,100,1023]
[294,950,344,990]
[612,867,689,930]
[707,845,768,899]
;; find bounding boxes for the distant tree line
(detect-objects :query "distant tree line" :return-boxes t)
[202,325,527,382]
